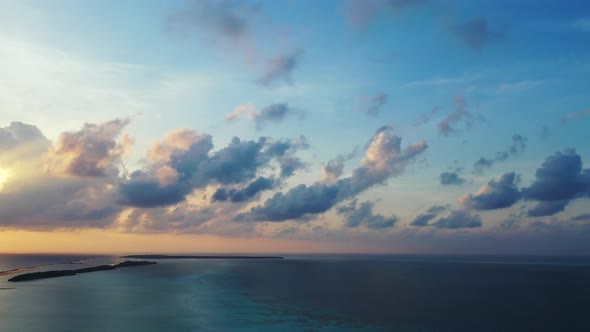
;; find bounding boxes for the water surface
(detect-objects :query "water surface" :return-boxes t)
[1,254,589,331]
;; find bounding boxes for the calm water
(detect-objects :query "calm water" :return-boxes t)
[1,254,590,331]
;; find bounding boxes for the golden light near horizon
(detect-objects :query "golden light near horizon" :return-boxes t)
[0,167,11,191]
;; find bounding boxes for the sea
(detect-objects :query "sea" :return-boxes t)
[1,254,590,331]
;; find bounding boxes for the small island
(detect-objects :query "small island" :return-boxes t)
[8,261,156,282]
[122,254,284,259]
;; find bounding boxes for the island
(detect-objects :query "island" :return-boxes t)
[122,254,284,259]
[8,261,156,282]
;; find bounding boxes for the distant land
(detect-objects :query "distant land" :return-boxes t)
[8,261,156,282]
[0,259,89,276]
[122,255,284,259]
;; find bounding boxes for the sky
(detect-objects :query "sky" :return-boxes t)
[0,0,589,255]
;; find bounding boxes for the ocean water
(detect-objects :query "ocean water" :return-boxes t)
[1,254,590,331]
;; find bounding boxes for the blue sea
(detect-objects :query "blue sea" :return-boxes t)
[1,254,590,331]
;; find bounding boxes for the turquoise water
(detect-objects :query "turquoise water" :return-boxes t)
[2,255,590,331]
[0,258,368,331]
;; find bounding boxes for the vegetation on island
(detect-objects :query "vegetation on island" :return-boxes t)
[7,270,77,282]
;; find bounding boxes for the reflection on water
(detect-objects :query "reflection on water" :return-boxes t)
[1,255,590,331]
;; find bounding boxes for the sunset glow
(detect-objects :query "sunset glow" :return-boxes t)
[0,0,589,255]
[2,2,590,331]
[0,168,10,190]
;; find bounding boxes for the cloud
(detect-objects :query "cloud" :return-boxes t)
[155,165,179,187]
[499,217,520,229]
[451,17,499,51]
[572,214,590,221]
[337,199,398,228]
[265,136,309,157]
[175,136,262,186]
[212,176,276,203]
[355,92,388,116]
[461,149,590,217]
[258,50,303,87]
[277,156,305,177]
[560,109,590,123]
[0,121,123,228]
[241,183,340,222]
[358,126,427,185]
[455,148,590,219]
[321,148,359,183]
[147,128,213,164]
[2,119,588,241]
[527,200,569,217]
[171,0,257,37]
[410,213,437,227]
[257,103,294,125]
[474,134,527,173]
[410,204,449,227]
[439,171,465,185]
[226,102,302,129]
[0,122,50,164]
[347,3,499,53]
[321,159,345,183]
[522,149,590,203]
[117,173,194,208]
[240,126,427,221]
[460,172,521,210]
[433,210,482,229]
[168,1,303,88]
[118,204,219,233]
[506,134,527,156]
[0,121,47,149]
[118,131,307,208]
[0,177,121,228]
[167,0,260,60]
[45,119,132,178]
[438,96,477,136]
[427,205,448,214]
[225,103,257,121]
[346,0,430,27]
[265,136,309,177]
[473,157,494,171]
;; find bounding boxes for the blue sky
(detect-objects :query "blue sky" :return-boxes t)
[0,0,589,254]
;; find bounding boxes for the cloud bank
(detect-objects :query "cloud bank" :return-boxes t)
[1,118,589,251]
[458,149,590,217]
[337,199,398,228]
[240,126,427,221]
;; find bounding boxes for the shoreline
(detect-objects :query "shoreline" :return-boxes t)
[8,261,156,282]
[121,254,284,260]
[0,259,91,276]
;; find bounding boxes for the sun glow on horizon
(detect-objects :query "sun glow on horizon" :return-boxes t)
[0,168,11,191]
